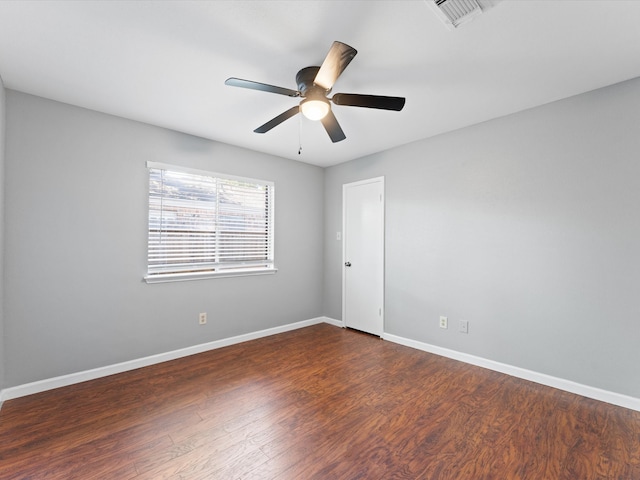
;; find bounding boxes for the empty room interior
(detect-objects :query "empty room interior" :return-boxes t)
[1,1,640,478]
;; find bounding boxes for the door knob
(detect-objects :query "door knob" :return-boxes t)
[344,262,352,267]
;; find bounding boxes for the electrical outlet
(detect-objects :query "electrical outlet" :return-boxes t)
[459,320,469,334]
[199,312,207,325]
[439,316,448,329]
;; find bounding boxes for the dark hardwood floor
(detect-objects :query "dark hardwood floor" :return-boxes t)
[1,323,639,479]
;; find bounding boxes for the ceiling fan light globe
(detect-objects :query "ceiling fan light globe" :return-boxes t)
[300,98,330,121]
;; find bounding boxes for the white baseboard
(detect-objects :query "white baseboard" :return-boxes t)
[0,316,333,404]
[3,319,637,414]
[322,317,344,328]
[382,332,640,412]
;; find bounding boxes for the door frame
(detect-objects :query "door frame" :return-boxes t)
[342,176,385,335]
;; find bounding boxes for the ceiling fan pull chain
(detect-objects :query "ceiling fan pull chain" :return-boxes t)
[298,114,303,155]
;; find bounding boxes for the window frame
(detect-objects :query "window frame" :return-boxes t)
[144,161,276,283]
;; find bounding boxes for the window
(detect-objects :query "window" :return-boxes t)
[145,162,275,283]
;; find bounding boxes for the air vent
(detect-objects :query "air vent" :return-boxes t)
[436,0,481,25]
[428,0,484,29]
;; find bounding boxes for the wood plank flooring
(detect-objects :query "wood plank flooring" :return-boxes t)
[1,323,639,479]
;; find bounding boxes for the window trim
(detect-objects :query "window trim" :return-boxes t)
[144,267,277,284]
[144,161,276,283]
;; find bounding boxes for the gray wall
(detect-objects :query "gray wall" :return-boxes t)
[0,78,5,391]
[4,91,324,387]
[4,77,640,401]
[324,77,640,399]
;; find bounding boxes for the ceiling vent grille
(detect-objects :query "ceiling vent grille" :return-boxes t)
[430,0,483,29]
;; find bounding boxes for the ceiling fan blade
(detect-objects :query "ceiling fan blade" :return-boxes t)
[320,110,346,143]
[332,93,406,111]
[225,77,300,97]
[254,106,300,134]
[313,41,357,91]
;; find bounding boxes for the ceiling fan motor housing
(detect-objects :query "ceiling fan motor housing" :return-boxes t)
[296,66,328,97]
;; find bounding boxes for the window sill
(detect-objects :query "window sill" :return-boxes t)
[144,267,278,284]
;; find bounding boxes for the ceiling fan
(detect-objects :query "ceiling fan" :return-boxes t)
[225,41,406,143]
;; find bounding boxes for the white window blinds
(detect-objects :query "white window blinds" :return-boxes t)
[145,162,275,282]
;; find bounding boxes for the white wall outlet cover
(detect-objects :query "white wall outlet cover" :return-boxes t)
[459,320,469,333]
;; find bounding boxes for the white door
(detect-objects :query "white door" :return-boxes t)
[343,177,384,336]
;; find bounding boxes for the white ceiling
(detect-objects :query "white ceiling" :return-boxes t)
[1,1,640,168]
